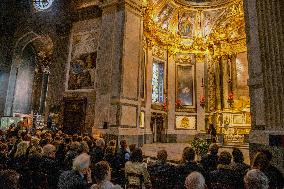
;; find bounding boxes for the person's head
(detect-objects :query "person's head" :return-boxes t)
[218,151,232,165]
[69,141,81,152]
[208,143,219,155]
[80,141,90,153]
[105,146,115,156]
[129,144,136,153]
[93,161,111,183]
[0,169,20,189]
[131,148,143,162]
[42,144,56,158]
[184,171,206,189]
[72,153,90,174]
[30,137,40,146]
[120,139,127,149]
[252,152,269,170]
[28,146,43,157]
[95,138,105,148]
[157,149,168,162]
[182,147,195,162]
[244,169,269,189]
[232,147,244,163]
[14,141,29,158]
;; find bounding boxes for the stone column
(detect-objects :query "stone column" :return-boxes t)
[94,0,143,145]
[195,54,206,132]
[244,0,284,173]
[39,66,50,114]
[167,53,176,139]
[221,55,229,109]
[144,46,154,143]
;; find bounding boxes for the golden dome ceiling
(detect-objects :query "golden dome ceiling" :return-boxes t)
[143,0,246,56]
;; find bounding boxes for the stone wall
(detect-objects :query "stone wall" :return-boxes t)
[244,0,284,173]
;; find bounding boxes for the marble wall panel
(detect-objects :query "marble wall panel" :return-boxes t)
[122,11,140,100]
[120,105,137,127]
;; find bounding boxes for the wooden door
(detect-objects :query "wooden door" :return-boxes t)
[63,98,87,135]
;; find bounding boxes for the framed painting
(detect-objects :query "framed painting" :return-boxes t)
[176,65,195,109]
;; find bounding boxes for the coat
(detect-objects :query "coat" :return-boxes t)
[57,170,89,189]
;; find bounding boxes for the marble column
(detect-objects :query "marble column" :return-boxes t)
[144,47,154,141]
[195,54,206,132]
[244,0,284,173]
[167,53,176,136]
[94,0,143,145]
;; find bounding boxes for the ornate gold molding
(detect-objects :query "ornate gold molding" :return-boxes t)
[152,46,166,60]
[143,0,246,56]
[195,54,206,63]
[174,54,194,64]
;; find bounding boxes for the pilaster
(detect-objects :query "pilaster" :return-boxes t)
[167,54,175,133]
[195,54,205,132]
[94,0,143,134]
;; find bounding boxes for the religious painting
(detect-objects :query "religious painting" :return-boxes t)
[176,116,196,129]
[236,52,249,93]
[176,65,194,106]
[203,9,226,36]
[152,59,165,103]
[68,52,97,90]
[179,12,195,37]
[157,4,175,29]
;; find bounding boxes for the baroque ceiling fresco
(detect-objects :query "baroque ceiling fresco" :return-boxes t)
[143,0,246,56]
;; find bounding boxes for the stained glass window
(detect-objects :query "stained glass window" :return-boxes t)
[33,0,54,10]
[152,60,164,103]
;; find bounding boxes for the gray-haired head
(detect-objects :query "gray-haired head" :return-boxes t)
[95,138,105,148]
[244,169,269,189]
[184,171,206,189]
[72,153,90,171]
[42,144,56,158]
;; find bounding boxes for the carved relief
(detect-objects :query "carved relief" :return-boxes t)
[207,57,216,111]
[175,54,194,65]
[152,46,166,60]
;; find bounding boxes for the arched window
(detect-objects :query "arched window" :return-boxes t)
[33,0,54,10]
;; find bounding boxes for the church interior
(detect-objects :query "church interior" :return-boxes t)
[0,0,283,176]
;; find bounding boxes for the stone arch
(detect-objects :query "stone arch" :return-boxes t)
[4,29,54,116]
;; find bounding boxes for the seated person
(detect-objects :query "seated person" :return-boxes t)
[147,150,176,189]
[184,171,206,189]
[244,169,269,189]
[176,147,205,189]
[58,153,91,189]
[91,161,122,189]
[208,151,237,189]
[125,148,152,189]
[0,169,20,189]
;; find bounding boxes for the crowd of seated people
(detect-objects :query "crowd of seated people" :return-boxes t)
[0,127,283,189]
